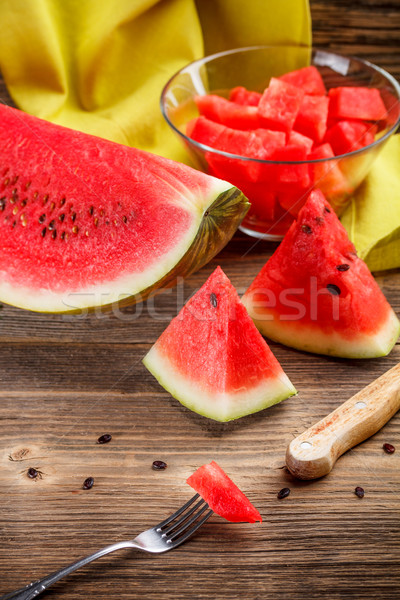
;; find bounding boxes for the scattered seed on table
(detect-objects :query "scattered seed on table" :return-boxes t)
[152,460,167,471]
[354,486,364,498]
[97,434,112,444]
[27,467,39,479]
[83,477,94,490]
[277,487,290,499]
[383,443,395,454]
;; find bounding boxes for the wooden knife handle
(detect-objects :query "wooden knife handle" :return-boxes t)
[286,363,400,480]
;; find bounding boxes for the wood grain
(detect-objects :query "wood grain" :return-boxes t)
[1,2,400,599]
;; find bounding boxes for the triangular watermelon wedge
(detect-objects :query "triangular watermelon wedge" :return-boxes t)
[143,267,296,422]
[187,461,262,523]
[242,190,400,358]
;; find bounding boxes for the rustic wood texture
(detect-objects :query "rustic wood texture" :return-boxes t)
[1,1,400,599]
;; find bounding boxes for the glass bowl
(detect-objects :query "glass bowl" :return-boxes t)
[160,45,400,240]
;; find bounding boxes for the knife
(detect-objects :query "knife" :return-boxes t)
[286,363,400,480]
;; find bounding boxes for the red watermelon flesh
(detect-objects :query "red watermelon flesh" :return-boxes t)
[328,87,387,121]
[288,130,314,153]
[187,461,262,523]
[195,95,260,130]
[279,65,326,96]
[242,190,400,358]
[142,266,296,422]
[0,104,249,312]
[258,78,304,134]
[324,120,376,155]
[308,143,351,201]
[294,94,329,143]
[229,86,262,106]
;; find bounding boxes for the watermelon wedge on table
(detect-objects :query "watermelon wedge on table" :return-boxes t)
[187,461,262,523]
[242,190,400,358]
[0,104,249,313]
[143,267,296,422]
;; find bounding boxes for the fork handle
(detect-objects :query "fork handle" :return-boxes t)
[0,540,139,600]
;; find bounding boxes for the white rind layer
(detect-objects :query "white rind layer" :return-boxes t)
[242,297,400,359]
[0,178,232,313]
[143,344,297,422]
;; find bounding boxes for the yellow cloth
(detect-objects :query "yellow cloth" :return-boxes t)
[0,0,310,162]
[341,134,400,272]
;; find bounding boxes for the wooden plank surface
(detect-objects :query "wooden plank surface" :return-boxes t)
[1,1,400,599]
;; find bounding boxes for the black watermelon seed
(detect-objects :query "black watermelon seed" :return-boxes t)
[71,212,76,222]
[355,486,364,498]
[60,197,66,207]
[60,232,66,241]
[27,467,38,479]
[152,460,167,471]
[122,215,127,223]
[336,264,350,272]
[324,206,331,213]
[83,477,94,490]
[0,197,5,211]
[301,224,312,234]
[97,434,112,444]
[41,227,46,238]
[89,206,94,215]
[315,216,324,224]
[48,220,55,231]
[59,213,65,222]
[277,487,290,499]
[383,443,395,454]
[38,214,46,224]
[51,230,57,240]
[20,199,27,208]
[327,284,341,296]
[210,292,218,308]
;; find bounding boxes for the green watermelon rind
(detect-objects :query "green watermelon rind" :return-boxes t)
[143,344,297,422]
[242,297,400,359]
[0,185,250,313]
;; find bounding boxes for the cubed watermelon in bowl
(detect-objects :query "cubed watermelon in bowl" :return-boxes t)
[161,46,400,240]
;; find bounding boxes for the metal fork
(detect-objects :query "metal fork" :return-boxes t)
[1,494,212,600]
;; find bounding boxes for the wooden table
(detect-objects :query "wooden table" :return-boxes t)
[1,1,400,598]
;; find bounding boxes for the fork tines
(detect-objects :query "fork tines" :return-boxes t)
[157,494,213,544]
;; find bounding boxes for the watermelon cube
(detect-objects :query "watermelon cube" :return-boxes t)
[279,65,326,95]
[267,145,310,189]
[258,78,304,134]
[288,130,314,153]
[229,86,262,106]
[186,116,225,148]
[294,94,329,143]
[187,461,262,523]
[328,87,387,121]
[195,94,260,130]
[308,142,350,200]
[324,120,376,155]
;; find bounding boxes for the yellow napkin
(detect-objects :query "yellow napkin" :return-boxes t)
[0,0,310,162]
[341,134,400,272]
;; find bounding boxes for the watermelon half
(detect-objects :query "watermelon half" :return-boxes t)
[143,267,296,422]
[242,190,400,358]
[187,461,262,523]
[0,104,249,313]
